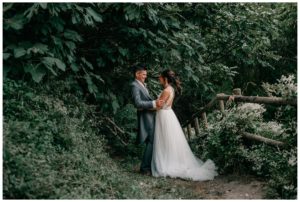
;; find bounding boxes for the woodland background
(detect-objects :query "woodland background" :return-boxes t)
[3,3,297,199]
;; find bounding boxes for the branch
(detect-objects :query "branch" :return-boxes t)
[103,116,128,146]
[241,132,285,147]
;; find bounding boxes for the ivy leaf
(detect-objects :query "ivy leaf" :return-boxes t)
[85,7,103,22]
[39,3,47,9]
[49,16,65,32]
[85,74,98,95]
[112,99,120,114]
[70,63,79,72]
[171,49,182,61]
[3,3,13,13]
[64,29,82,42]
[90,72,104,83]
[27,43,48,54]
[4,14,26,30]
[14,47,27,58]
[81,57,93,70]
[118,47,128,57]
[42,57,66,73]
[24,64,47,83]
[191,75,200,83]
[65,41,76,51]
[40,58,57,76]
[55,58,66,71]
[3,65,11,78]
[3,53,11,60]
[84,15,94,26]
[31,65,47,83]
[155,37,167,44]
[171,20,180,29]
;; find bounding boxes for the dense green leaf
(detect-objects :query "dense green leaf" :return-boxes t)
[27,43,49,54]
[55,58,66,71]
[81,57,93,70]
[39,3,47,9]
[31,66,47,82]
[4,14,26,30]
[85,7,103,22]
[3,3,13,13]
[24,64,47,83]
[3,53,11,60]
[85,74,98,95]
[14,47,27,58]
[63,29,82,42]
[118,47,128,57]
[42,57,65,72]
[70,63,79,72]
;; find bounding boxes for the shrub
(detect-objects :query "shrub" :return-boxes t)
[193,74,297,199]
[3,78,144,199]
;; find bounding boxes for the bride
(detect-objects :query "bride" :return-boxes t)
[151,69,218,181]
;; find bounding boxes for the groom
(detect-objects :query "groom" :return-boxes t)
[131,64,163,175]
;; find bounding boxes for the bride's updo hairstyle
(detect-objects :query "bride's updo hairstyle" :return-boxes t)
[161,69,182,95]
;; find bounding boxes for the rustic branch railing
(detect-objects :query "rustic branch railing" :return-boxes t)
[216,95,297,106]
[183,88,297,147]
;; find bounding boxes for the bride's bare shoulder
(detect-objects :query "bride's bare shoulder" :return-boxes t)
[161,86,172,95]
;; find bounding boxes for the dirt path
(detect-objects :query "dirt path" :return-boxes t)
[172,174,267,199]
[130,162,267,199]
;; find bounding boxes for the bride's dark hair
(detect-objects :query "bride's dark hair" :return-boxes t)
[161,69,182,95]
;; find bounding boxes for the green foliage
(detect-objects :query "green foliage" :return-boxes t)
[4,3,297,120]
[262,74,297,98]
[3,78,205,199]
[3,78,117,198]
[193,77,297,199]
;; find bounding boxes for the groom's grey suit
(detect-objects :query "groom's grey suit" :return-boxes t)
[131,80,156,172]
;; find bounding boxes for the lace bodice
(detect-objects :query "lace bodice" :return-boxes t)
[160,86,175,110]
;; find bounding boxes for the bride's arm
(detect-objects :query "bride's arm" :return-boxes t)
[156,89,171,109]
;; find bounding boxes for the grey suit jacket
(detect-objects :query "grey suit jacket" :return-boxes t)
[131,80,156,144]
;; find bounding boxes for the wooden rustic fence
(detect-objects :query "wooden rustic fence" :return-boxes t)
[182,88,297,147]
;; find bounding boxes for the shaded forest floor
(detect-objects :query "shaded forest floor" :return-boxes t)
[173,173,267,199]
[113,155,268,199]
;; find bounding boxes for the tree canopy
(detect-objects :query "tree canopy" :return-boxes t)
[4,3,296,119]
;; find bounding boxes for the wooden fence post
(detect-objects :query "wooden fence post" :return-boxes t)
[201,112,208,129]
[194,117,200,136]
[217,93,225,114]
[232,88,242,96]
[183,127,187,135]
[187,124,192,140]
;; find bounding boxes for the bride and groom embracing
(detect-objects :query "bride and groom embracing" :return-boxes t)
[131,64,217,181]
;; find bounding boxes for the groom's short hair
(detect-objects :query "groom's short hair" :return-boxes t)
[133,64,147,75]
[134,64,147,73]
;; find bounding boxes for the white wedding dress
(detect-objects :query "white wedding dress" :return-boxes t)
[151,86,218,181]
